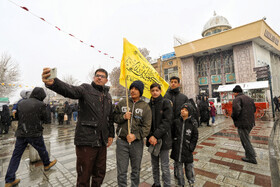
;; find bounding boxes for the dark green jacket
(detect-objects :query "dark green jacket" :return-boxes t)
[114,98,152,140]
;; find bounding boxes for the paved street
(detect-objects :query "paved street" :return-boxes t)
[0,115,275,187]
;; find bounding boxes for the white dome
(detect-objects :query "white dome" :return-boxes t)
[202,12,232,36]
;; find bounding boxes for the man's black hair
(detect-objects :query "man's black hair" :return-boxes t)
[150,83,161,90]
[170,76,180,83]
[95,68,108,78]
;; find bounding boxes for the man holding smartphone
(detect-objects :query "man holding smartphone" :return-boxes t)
[42,68,115,186]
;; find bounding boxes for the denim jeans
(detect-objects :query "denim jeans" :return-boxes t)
[116,138,144,187]
[151,149,171,187]
[5,136,50,183]
[176,162,195,186]
[211,116,215,124]
[73,111,78,121]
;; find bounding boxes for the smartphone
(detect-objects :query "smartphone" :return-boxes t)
[48,68,57,80]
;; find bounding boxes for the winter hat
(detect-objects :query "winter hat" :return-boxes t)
[209,101,214,105]
[129,80,144,97]
[181,103,193,115]
[232,85,243,93]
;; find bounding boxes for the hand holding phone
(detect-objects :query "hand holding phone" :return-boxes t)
[48,68,57,80]
[42,67,56,86]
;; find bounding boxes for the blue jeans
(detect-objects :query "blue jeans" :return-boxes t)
[151,149,171,187]
[116,138,144,187]
[73,111,78,121]
[211,116,215,124]
[5,136,50,183]
[176,162,195,185]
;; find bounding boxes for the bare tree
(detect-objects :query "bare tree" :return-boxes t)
[109,67,126,98]
[87,65,95,83]
[0,53,20,97]
[138,47,152,63]
[62,75,80,86]
[43,87,56,104]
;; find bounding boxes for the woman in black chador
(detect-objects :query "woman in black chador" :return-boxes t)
[198,96,210,126]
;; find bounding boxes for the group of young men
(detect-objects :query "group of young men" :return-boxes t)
[5,67,258,187]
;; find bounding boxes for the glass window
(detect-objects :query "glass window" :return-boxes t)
[164,67,179,82]
[196,56,208,77]
[205,32,211,36]
[209,53,221,75]
[224,51,234,73]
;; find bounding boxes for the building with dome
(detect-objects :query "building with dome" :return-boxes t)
[202,12,232,37]
[152,13,280,101]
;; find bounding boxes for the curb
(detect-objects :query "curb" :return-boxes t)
[269,119,280,187]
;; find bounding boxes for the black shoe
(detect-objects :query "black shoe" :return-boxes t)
[241,157,257,164]
[152,184,161,187]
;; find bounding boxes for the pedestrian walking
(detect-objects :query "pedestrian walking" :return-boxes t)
[45,104,52,124]
[0,105,11,134]
[114,80,152,187]
[273,96,280,112]
[5,87,57,187]
[50,104,56,123]
[171,103,198,187]
[72,103,78,122]
[231,85,257,164]
[209,101,216,125]
[164,76,189,179]
[189,98,200,128]
[147,83,172,187]
[64,101,72,125]
[56,103,65,125]
[198,96,210,126]
[42,68,115,187]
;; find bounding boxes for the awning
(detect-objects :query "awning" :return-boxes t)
[217,81,269,92]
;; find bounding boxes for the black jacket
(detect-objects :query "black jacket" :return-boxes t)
[198,98,210,122]
[146,95,173,150]
[231,93,256,129]
[64,102,72,115]
[47,78,115,147]
[171,103,198,163]
[15,87,48,137]
[0,105,11,126]
[164,87,188,120]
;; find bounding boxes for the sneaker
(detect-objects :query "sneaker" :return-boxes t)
[44,160,57,171]
[5,179,20,187]
[241,157,257,164]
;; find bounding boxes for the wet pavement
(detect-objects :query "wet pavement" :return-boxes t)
[0,115,276,187]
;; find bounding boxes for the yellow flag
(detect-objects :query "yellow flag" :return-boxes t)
[120,38,169,99]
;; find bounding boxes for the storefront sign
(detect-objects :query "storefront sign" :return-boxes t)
[264,29,279,46]
[161,52,176,61]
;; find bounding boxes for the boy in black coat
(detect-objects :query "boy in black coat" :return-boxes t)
[171,103,198,187]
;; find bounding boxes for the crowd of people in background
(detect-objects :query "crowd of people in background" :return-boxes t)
[2,67,261,187]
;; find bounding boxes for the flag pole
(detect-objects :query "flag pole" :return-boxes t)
[125,76,131,135]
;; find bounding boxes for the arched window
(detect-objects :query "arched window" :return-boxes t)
[209,53,221,75]
[196,56,208,77]
[224,51,234,73]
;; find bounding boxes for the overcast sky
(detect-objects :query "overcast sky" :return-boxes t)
[1,0,280,103]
